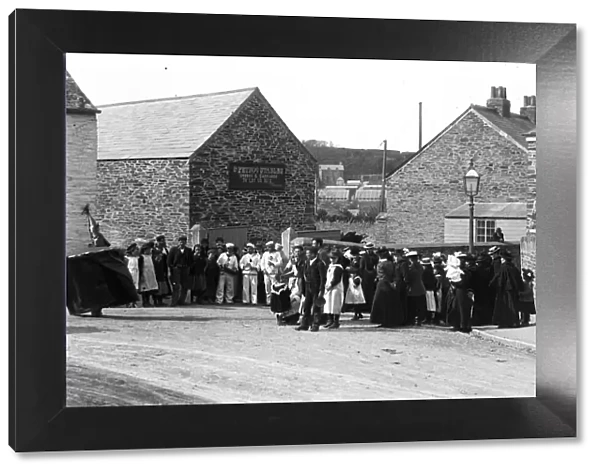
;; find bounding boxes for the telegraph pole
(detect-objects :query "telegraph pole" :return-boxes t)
[380,140,387,213]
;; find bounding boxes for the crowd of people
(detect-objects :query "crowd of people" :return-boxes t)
[268,239,536,333]
[121,235,295,309]
[119,233,536,334]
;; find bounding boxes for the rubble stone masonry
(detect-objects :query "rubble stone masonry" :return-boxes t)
[189,92,317,243]
[66,113,98,255]
[385,111,530,244]
[96,91,317,247]
[97,158,190,247]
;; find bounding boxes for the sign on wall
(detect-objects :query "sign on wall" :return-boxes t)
[228,162,286,191]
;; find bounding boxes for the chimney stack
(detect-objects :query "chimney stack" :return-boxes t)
[520,95,536,124]
[486,86,512,118]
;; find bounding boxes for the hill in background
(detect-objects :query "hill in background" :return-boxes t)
[303,140,415,182]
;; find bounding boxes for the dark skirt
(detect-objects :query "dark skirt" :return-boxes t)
[492,290,521,327]
[361,270,377,312]
[370,280,403,327]
[191,274,207,294]
[519,300,536,314]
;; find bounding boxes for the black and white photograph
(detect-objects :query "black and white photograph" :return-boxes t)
[65,54,538,406]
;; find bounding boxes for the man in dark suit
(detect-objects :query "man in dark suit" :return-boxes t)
[297,246,326,332]
[167,235,194,306]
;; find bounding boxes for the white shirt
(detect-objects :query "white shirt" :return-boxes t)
[261,250,282,275]
[240,253,261,274]
[217,252,239,272]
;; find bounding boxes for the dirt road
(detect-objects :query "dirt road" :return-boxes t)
[66,305,535,406]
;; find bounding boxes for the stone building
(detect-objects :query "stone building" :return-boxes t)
[318,163,345,187]
[66,71,101,256]
[382,86,536,244]
[520,129,536,274]
[96,87,317,247]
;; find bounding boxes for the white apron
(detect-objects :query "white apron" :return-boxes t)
[126,255,140,291]
[323,264,345,315]
[139,254,159,292]
[345,275,366,305]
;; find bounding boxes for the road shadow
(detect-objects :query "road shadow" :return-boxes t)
[99,315,224,322]
[474,324,537,332]
[67,326,118,335]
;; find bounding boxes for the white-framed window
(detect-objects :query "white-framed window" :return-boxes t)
[476,219,496,242]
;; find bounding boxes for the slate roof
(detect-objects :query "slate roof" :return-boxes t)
[471,105,536,149]
[386,103,535,180]
[445,202,527,219]
[97,88,257,160]
[66,71,99,114]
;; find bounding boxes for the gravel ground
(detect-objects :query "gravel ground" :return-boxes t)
[66,304,536,406]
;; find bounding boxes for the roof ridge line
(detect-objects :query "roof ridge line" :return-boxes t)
[98,87,258,108]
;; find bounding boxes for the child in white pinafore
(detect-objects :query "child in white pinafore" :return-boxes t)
[323,249,345,330]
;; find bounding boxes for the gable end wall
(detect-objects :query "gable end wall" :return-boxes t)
[190,93,317,243]
[385,111,530,244]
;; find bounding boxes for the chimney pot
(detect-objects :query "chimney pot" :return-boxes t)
[486,86,511,117]
[519,95,536,124]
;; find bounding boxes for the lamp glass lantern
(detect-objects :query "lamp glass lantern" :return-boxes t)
[463,165,481,197]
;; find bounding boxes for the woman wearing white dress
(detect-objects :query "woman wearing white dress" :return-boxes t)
[138,242,159,307]
[323,249,345,330]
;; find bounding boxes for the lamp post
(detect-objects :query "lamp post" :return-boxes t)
[463,158,481,255]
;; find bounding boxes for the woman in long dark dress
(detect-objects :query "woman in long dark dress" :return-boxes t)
[190,244,207,304]
[490,250,524,328]
[471,252,495,326]
[203,250,220,304]
[360,243,379,319]
[371,261,402,328]
[446,253,474,333]
[392,249,409,326]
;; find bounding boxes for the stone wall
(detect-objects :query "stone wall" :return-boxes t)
[190,92,317,244]
[97,158,190,247]
[316,220,387,243]
[66,113,98,255]
[385,110,530,244]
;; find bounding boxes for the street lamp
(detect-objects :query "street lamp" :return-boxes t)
[463,158,481,254]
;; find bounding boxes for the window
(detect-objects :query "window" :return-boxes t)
[476,219,496,242]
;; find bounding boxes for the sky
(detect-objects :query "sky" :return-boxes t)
[67,54,535,152]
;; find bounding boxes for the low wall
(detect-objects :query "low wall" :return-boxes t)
[520,230,536,298]
[316,221,385,242]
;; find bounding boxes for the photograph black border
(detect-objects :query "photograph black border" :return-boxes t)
[9,9,577,452]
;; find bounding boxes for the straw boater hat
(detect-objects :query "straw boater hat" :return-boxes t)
[488,245,501,255]
[421,257,431,265]
[246,243,255,249]
[363,242,375,250]
[225,242,234,249]
[406,250,419,258]
[266,241,275,248]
